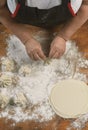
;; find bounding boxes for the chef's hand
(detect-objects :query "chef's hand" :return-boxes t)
[25,38,46,60]
[49,36,66,59]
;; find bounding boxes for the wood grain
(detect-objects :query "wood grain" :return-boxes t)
[0,21,88,130]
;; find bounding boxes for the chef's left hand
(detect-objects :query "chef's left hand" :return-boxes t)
[49,36,66,59]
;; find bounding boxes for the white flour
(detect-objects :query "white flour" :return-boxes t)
[0,35,88,129]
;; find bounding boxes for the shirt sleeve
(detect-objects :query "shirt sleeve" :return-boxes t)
[71,0,83,14]
[7,0,17,13]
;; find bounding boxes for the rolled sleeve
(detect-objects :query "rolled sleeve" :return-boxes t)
[71,0,83,14]
[7,0,17,13]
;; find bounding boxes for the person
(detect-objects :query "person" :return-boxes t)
[0,0,88,60]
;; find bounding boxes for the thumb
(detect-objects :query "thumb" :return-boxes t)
[37,49,46,60]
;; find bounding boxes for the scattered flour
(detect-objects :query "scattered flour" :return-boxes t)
[0,35,88,129]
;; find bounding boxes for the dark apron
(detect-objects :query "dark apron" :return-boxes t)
[11,0,76,28]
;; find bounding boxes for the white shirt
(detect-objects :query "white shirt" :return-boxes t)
[7,0,83,14]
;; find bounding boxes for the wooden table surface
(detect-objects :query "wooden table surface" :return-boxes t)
[0,22,88,130]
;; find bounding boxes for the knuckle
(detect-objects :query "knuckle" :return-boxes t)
[27,51,31,55]
[33,48,40,52]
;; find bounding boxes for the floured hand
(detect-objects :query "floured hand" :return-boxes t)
[49,36,66,59]
[25,38,46,60]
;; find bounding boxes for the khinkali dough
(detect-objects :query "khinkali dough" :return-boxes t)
[14,93,28,107]
[18,65,31,76]
[1,57,15,72]
[0,72,19,87]
[0,94,9,108]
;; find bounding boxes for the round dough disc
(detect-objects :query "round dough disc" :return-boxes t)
[49,79,88,118]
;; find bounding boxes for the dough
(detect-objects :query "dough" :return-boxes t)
[0,94,9,108]
[1,57,15,72]
[0,72,18,87]
[14,93,28,107]
[49,79,88,118]
[18,65,31,77]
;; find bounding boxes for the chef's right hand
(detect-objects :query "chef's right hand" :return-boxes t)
[25,38,46,60]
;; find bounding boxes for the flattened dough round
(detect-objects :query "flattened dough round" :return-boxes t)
[49,79,88,118]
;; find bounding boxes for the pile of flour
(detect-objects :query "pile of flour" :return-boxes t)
[0,35,88,129]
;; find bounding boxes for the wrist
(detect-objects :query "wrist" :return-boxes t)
[55,33,68,42]
[24,39,30,46]
[24,37,34,46]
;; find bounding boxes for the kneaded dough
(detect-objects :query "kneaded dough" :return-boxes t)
[1,57,15,72]
[49,79,88,118]
[0,72,19,87]
[14,93,28,107]
[0,94,9,108]
[18,65,31,77]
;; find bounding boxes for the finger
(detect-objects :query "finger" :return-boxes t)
[58,50,64,58]
[29,53,34,60]
[57,50,64,58]
[53,52,60,59]
[60,50,65,56]
[37,50,46,60]
[53,52,61,59]
[49,48,57,58]
[33,52,41,61]
[30,50,41,61]
[27,51,34,60]
[59,52,63,57]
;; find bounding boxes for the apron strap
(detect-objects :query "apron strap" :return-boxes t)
[62,0,76,16]
[11,0,25,18]
[11,0,76,19]
[67,0,76,16]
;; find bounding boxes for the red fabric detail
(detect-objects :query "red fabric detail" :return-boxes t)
[11,4,21,18]
[67,3,76,16]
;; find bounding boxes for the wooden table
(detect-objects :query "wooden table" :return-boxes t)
[0,22,88,130]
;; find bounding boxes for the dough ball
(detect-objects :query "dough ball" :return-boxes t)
[0,57,15,72]
[0,94,9,108]
[18,65,31,76]
[14,93,28,107]
[0,72,19,87]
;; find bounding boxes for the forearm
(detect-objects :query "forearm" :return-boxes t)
[58,4,88,40]
[0,6,32,43]
[0,0,6,7]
